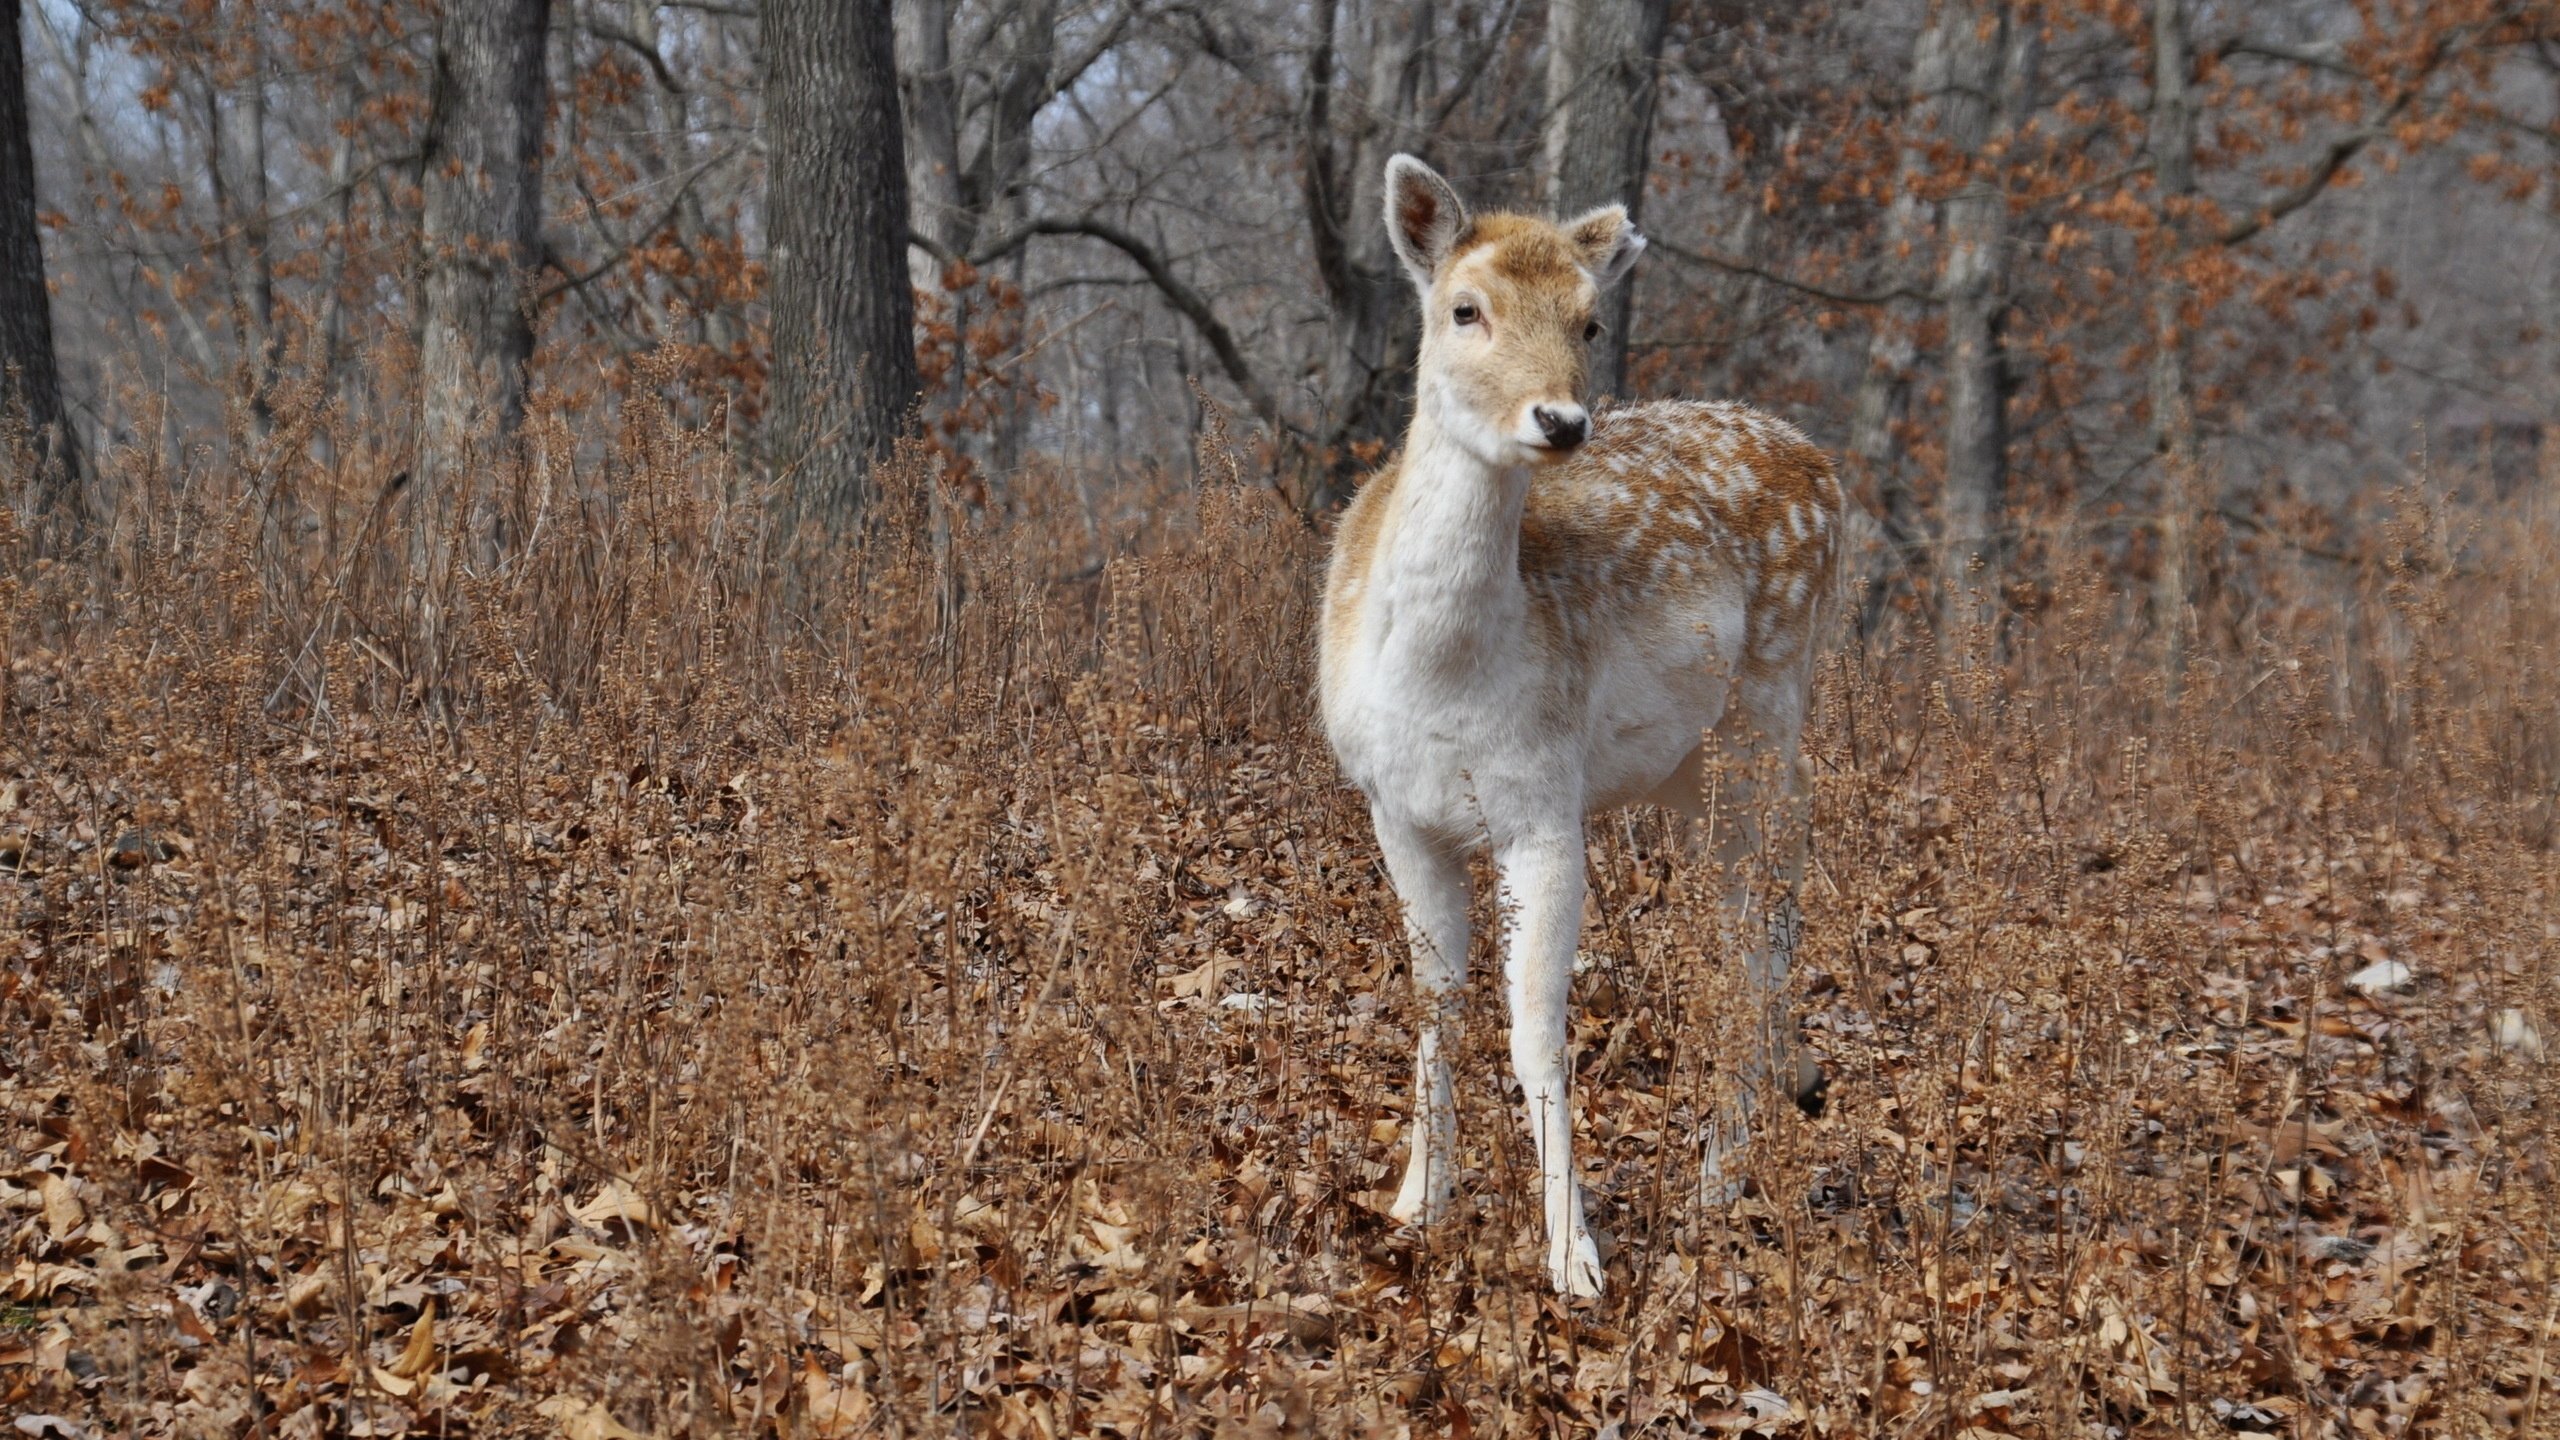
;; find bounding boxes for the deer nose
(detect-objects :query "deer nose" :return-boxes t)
[1533,405,1588,450]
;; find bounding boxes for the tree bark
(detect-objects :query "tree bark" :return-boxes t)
[1846,18,1949,625]
[414,0,552,567]
[1543,0,1668,400]
[902,0,1061,482]
[2148,0,2200,673]
[1302,0,1428,510]
[1931,0,2035,636]
[766,0,921,535]
[0,0,83,528]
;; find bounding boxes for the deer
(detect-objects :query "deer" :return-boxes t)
[1318,156,1841,1298]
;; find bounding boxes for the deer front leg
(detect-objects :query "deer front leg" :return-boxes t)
[1374,814,1470,1226]
[1497,829,1603,1298]
[1695,687,1824,1199]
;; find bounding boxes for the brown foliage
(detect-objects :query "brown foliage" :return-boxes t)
[2,385,2556,1436]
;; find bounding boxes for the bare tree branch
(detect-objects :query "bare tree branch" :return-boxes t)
[1652,237,1932,308]
[2215,123,2386,246]
[1427,0,1529,132]
[1047,1,1137,103]
[975,215,1288,433]
[582,18,684,94]
[2216,37,2354,77]
[539,145,742,303]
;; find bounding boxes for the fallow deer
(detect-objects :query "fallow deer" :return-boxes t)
[1318,156,1840,1297]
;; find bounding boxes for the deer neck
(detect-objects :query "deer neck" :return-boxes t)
[1371,409,1533,668]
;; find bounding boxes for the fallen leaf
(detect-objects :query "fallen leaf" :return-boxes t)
[388,1302,438,1379]
[38,1174,82,1241]
[570,1180,657,1235]
[535,1395,645,1440]
[803,1362,873,1438]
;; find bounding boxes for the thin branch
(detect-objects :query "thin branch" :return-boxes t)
[1651,238,1931,308]
[1047,1,1138,103]
[2216,38,2355,78]
[1152,3,1256,76]
[974,216,1288,432]
[1426,0,1528,132]
[1024,274,1157,301]
[2476,105,2560,150]
[538,147,742,302]
[2213,124,2384,246]
[907,229,956,266]
[581,18,684,93]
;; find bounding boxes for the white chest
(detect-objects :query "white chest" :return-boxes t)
[1318,448,1583,839]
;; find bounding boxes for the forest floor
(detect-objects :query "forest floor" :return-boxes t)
[2,439,2556,1438]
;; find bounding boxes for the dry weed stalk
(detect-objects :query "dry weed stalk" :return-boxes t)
[0,383,2552,1436]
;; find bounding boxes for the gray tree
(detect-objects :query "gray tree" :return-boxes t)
[766,0,921,535]
[0,0,80,528]
[1543,0,1668,400]
[1930,0,2036,634]
[414,0,553,564]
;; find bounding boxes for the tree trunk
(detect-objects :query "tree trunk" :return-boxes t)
[1543,0,1668,400]
[2148,0,2199,674]
[766,0,921,536]
[1931,0,2035,636]
[1846,20,1947,626]
[901,0,964,256]
[0,0,83,529]
[414,0,551,569]
[902,0,1056,485]
[1303,0,1428,510]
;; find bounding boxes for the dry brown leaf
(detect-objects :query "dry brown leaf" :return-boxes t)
[4,1259,95,1301]
[1163,955,1242,1001]
[285,1270,333,1315]
[1176,1296,1333,1344]
[801,1363,873,1438]
[388,1302,438,1380]
[37,1174,82,1241]
[570,1180,656,1235]
[535,1394,646,1440]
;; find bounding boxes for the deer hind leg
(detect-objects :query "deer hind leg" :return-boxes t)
[1661,673,1823,1198]
[1496,827,1605,1297]
[1374,814,1470,1226]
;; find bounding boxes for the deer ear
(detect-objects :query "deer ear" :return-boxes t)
[1564,204,1646,288]
[1384,155,1470,291]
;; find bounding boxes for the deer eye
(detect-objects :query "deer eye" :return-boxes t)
[1453,302,1480,326]
[1583,320,1602,342]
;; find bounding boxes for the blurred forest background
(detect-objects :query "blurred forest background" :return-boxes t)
[8,0,2558,614]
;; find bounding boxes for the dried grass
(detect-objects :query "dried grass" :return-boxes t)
[1,376,2555,1437]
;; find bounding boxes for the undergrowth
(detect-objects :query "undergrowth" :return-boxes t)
[1,377,2556,1437]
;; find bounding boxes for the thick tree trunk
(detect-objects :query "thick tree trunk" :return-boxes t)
[0,0,82,528]
[901,0,964,257]
[414,0,551,567]
[1303,0,1427,509]
[1931,1,2035,636]
[1543,0,1667,400]
[766,0,921,536]
[2148,0,2200,673]
[1846,19,1948,624]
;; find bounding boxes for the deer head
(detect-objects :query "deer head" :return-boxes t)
[1383,155,1645,467]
